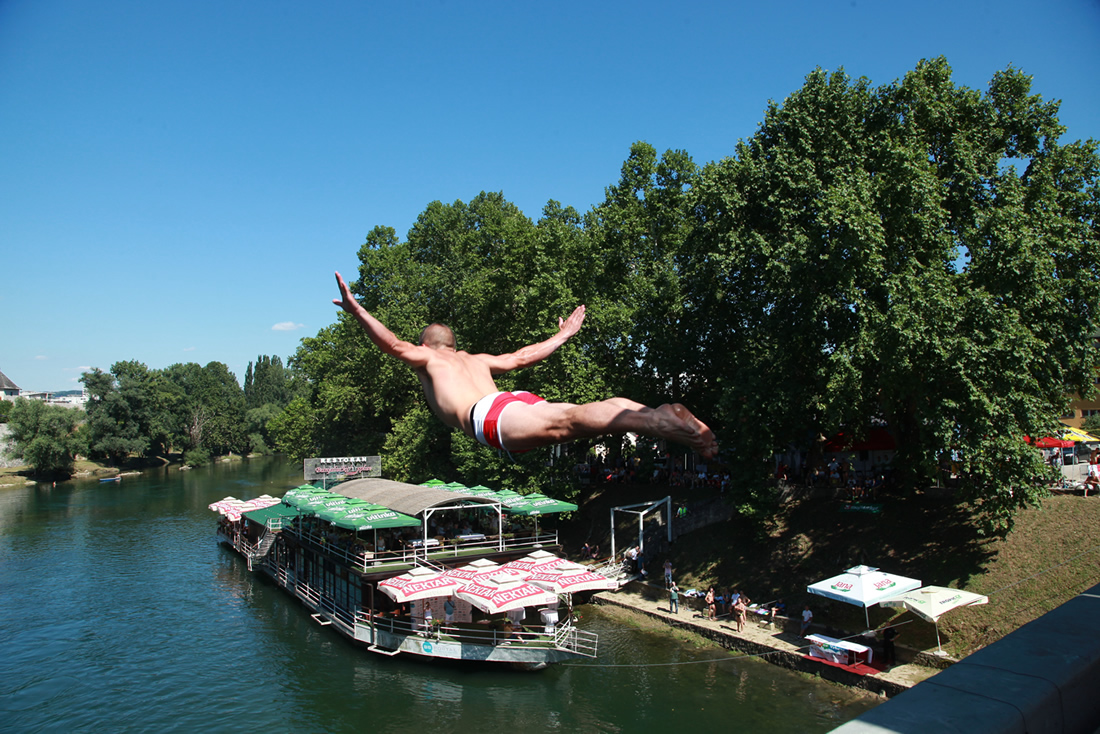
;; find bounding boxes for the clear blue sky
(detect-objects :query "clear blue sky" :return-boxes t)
[2,1,1098,392]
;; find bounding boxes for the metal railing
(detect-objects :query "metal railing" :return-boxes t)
[282,526,560,572]
[357,611,597,657]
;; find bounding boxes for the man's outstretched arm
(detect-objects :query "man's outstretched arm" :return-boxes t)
[333,271,428,367]
[477,305,586,374]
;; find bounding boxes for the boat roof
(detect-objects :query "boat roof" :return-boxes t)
[333,477,500,517]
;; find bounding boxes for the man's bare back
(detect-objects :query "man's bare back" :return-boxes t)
[334,271,718,458]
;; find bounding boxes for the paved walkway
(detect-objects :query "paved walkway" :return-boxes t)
[591,582,941,697]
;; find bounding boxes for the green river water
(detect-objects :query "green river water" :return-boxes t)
[0,457,879,732]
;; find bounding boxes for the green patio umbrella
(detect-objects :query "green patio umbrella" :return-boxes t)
[284,489,337,510]
[281,486,327,505]
[330,505,420,531]
[505,493,577,515]
[503,492,577,535]
[316,498,374,523]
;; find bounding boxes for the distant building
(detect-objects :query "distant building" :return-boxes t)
[0,369,20,399]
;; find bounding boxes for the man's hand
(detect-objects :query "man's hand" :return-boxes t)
[557,305,586,339]
[333,271,360,314]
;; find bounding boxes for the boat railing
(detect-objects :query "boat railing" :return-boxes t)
[282,526,560,573]
[266,559,357,633]
[358,611,594,655]
[552,623,599,658]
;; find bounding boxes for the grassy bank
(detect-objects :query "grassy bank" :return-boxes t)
[559,481,1100,659]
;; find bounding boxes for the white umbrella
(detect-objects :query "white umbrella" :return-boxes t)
[525,562,618,594]
[807,565,922,628]
[879,585,989,655]
[499,551,566,578]
[442,558,502,583]
[454,572,558,614]
[378,565,463,603]
[209,495,281,522]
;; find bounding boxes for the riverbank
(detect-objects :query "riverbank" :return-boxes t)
[561,480,1100,662]
[0,451,257,487]
[591,580,941,697]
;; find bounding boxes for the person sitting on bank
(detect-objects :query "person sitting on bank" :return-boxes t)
[333,271,718,458]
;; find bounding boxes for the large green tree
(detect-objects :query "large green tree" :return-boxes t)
[690,58,1100,531]
[82,362,159,464]
[5,398,85,477]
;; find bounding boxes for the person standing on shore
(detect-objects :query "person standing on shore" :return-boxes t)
[882,625,899,667]
[669,583,679,615]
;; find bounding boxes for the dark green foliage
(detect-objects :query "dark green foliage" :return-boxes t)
[267,395,317,463]
[81,363,156,464]
[243,355,293,410]
[690,58,1099,532]
[182,448,211,467]
[83,360,248,462]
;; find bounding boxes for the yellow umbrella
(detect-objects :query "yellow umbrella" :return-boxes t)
[1062,426,1099,443]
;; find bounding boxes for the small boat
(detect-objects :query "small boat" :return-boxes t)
[99,476,121,483]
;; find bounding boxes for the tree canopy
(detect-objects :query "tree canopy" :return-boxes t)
[80,358,295,464]
[690,59,1099,531]
[282,58,1098,531]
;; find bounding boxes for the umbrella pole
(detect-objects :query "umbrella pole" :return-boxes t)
[934,621,947,656]
[864,605,870,629]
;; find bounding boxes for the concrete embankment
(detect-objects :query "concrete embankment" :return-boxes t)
[591,580,942,698]
[829,582,1100,733]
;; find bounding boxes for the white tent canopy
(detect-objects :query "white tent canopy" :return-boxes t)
[807,565,922,628]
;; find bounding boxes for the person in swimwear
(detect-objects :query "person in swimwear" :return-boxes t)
[333,271,718,458]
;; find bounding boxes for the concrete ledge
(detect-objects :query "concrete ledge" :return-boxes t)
[830,584,1100,733]
[594,582,911,698]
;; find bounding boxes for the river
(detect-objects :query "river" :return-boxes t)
[0,457,878,732]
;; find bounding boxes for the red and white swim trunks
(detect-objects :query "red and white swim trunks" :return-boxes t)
[469,390,546,451]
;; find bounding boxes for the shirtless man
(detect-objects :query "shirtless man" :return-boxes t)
[333,271,717,458]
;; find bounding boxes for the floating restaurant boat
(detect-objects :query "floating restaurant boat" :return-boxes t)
[212,471,622,670]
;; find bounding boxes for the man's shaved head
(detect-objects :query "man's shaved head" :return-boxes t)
[419,323,457,350]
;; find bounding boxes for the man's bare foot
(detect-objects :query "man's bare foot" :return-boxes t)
[653,404,719,458]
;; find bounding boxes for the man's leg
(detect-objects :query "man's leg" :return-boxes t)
[498,398,717,456]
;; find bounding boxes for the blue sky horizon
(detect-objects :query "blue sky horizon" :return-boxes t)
[3,1,1098,392]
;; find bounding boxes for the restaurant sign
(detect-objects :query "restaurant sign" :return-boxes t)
[303,456,381,481]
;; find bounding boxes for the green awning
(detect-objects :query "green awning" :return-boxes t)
[243,503,301,525]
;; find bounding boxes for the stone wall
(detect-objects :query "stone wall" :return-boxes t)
[830,583,1100,733]
[0,424,21,469]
